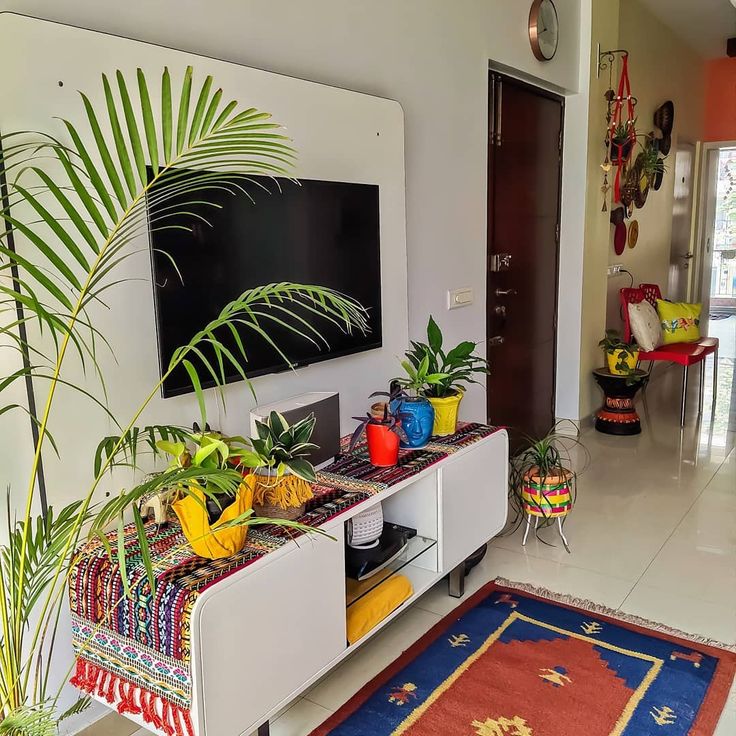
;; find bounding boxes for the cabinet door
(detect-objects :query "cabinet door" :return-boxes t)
[439,432,508,571]
[193,529,346,736]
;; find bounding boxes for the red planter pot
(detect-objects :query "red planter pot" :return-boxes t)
[366,423,400,467]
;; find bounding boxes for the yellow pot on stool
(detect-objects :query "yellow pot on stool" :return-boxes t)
[428,392,463,436]
[606,348,639,375]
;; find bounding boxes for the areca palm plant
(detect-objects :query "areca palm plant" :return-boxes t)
[0,66,368,731]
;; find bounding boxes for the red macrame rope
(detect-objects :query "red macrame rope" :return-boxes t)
[609,54,636,203]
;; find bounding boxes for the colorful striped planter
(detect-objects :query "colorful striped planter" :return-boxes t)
[521,469,573,518]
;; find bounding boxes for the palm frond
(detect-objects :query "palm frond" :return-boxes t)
[0,704,55,736]
[0,65,371,723]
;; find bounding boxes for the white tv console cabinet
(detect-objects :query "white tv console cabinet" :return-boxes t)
[115,429,508,736]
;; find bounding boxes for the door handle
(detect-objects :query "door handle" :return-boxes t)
[495,288,517,297]
[488,335,505,346]
[682,253,694,260]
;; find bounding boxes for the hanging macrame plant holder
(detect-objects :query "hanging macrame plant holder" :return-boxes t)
[607,54,637,205]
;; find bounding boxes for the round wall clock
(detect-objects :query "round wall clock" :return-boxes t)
[529,0,559,61]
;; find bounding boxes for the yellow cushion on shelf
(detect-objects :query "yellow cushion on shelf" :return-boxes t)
[346,574,413,645]
[656,299,702,344]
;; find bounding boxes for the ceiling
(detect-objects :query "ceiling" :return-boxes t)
[637,0,736,58]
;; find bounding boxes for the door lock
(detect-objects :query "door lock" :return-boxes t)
[488,335,505,346]
[494,305,507,317]
[490,253,512,272]
[495,288,517,297]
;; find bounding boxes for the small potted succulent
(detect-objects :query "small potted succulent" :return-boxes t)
[155,429,254,559]
[609,119,636,164]
[350,400,409,467]
[598,329,639,375]
[239,411,318,520]
[404,316,490,436]
[639,139,668,192]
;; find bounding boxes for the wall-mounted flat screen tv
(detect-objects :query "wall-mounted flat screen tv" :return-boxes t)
[148,171,382,397]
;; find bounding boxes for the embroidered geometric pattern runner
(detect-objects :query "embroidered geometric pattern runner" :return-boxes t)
[310,581,736,736]
[68,423,499,734]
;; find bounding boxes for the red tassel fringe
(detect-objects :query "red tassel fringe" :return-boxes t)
[71,658,194,736]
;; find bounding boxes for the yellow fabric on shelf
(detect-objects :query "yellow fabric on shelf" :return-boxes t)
[172,481,253,560]
[656,299,702,344]
[346,573,413,645]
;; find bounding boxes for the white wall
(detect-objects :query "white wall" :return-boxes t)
[1,0,587,425]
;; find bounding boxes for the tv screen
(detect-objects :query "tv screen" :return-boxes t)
[147,172,382,397]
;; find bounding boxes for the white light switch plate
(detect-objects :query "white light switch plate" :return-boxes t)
[448,287,474,309]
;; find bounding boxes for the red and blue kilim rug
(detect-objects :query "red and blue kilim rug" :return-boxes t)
[311,580,736,736]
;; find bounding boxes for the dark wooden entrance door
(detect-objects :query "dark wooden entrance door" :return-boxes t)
[487,72,563,443]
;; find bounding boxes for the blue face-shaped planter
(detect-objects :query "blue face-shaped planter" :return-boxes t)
[391,396,435,449]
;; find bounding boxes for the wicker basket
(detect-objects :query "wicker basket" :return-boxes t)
[253,501,306,521]
[248,471,312,521]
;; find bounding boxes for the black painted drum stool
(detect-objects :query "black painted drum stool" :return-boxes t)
[592,368,649,435]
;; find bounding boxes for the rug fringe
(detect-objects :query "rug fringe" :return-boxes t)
[494,577,736,653]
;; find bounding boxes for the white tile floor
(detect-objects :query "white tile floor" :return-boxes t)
[83,337,736,736]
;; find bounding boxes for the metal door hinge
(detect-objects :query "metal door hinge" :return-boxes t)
[555,222,560,243]
[495,79,503,147]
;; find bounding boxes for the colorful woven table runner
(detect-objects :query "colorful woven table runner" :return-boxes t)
[68,422,499,735]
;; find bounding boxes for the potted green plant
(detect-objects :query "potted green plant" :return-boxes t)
[509,425,585,553]
[392,355,447,448]
[236,411,318,520]
[350,401,409,467]
[598,329,640,375]
[609,119,636,164]
[404,316,489,436]
[639,139,667,191]
[155,430,255,559]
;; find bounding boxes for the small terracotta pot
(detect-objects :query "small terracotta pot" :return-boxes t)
[366,422,400,467]
[370,402,388,420]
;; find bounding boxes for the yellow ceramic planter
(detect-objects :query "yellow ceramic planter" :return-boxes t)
[428,392,463,436]
[606,348,639,375]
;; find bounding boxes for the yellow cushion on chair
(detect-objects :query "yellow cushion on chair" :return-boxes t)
[656,299,702,344]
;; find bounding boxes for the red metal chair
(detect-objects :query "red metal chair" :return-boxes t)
[620,284,719,426]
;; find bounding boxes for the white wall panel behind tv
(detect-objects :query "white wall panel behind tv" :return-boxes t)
[0,14,407,513]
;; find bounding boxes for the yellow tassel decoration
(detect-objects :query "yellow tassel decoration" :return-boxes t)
[246,472,314,510]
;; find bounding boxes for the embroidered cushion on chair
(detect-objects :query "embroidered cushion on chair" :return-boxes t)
[656,299,701,344]
[627,300,662,351]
